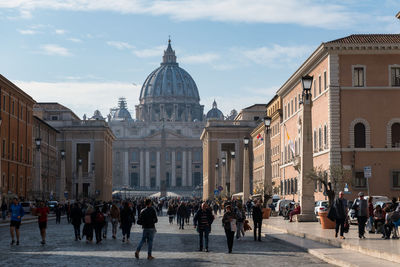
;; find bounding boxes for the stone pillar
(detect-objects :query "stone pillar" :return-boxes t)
[145,151,150,187]
[188,150,192,187]
[182,150,187,187]
[297,92,316,222]
[243,144,250,204]
[221,158,226,196]
[78,163,83,198]
[230,155,236,195]
[140,150,144,187]
[156,151,161,188]
[123,151,129,187]
[226,153,231,197]
[171,151,176,187]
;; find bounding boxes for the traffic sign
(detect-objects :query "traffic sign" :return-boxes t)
[344,183,351,194]
[364,166,372,178]
[214,189,219,195]
[64,191,68,198]
[218,186,223,192]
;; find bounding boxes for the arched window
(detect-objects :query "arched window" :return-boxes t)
[392,123,400,147]
[354,123,366,148]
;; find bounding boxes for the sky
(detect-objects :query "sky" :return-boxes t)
[0,0,399,119]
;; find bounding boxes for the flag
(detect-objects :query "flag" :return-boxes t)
[284,124,295,156]
[256,133,261,139]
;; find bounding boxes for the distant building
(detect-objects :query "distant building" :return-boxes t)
[34,103,115,201]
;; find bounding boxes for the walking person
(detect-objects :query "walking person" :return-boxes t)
[252,200,263,241]
[110,204,120,239]
[352,192,368,239]
[368,197,375,234]
[70,203,83,241]
[120,202,134,243]
[93,206,105,244]
[332,191,348,239]
[193,203,214,252]
[135,199,158,260]
[235,203,246,239]
[167,204,174,224]
[222,205,236,253]
[101,203,110,239]
[9,197,24,246]
[55,204,62,224]
[177,202,186,229]
[82,206,94,243]
[1,200,7,220]
[36,200,50,245]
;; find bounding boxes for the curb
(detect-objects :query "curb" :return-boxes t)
[0,215,59,228]
[264,223,400,264]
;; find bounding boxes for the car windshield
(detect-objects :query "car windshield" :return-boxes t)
[321,202,328,207]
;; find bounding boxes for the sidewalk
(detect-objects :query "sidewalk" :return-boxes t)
[0,214,58,227]
[263,216,400,264]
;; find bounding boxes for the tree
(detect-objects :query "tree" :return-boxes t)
[305,165,352,208]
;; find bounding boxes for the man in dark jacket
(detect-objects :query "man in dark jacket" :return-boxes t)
[333,191,348,239]
[384,207,400,239]
[194,203,214,252]
[70,203,83,241]
[252,200,263,241]
[177,202,187,230]
[135,199,158,260]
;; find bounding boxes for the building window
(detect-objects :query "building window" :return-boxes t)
[324,125,328,148]
[280,181,283,195]
[165,151,170,161]
[313,130,317,151]
[284,105,287,120]
[353,67,365,87]
[294,96,297,112]
[324,71,327,90]
[27,149,30,164]
[177,151,182,161]
[194,151,201,162]
[11,143,15,160]
[318,127,322,150]
[392,123,400,147]
[318,76,321,94]
[392,171,400,189]
[130,173,139,187]
[150,151,156,162]
[20,146,23,161]
[291,100,294,116]
[354,123,366,148]
[355,171,367,188]
[132,151,138,162]
[391,67,400,86]
[176,177,182,187]
[2,139,5,157]
[51,115,58,120]
[313,80,316,97]
[294,178,298,193]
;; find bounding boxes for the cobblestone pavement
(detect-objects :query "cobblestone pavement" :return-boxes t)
[0,215,331,267]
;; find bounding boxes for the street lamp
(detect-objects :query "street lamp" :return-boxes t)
[60,149,65,159]
[230,151,235,158]
[222,157,226,165]
[91,162,96,171]
[78,158,82,165]
[301,75,313,103]
[35,138,41,150]
[243,137,250,148]
[264,116,271,133]
[215,162,219,169]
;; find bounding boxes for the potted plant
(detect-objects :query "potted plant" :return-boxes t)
[262,193,273,219]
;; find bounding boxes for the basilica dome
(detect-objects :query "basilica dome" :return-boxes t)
[206,100,224,120]
[139,39,200,104]
[112,98,132,120]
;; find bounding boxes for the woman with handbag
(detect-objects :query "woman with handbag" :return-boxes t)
[222,205,236,253]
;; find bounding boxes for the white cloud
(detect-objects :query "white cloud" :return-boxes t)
[67,37,82,43]
[55,29,66,35]
[17,29,37,35]
[132,46,164,58]
[239,44,314,66]
[181,53,220,64]
[40,44,72,56]
[14,80,141,119]
[107,41,134,50]
[0,0,375,30]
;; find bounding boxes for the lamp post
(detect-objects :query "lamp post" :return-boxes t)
[297,74,316,222]
[263,116,272,207]
[91,162,96,198]
[215,162,219,191]
[229,150,235,196]
[221,156,226,197]
[243,137,250,204]
[34,138,42,199]
[60,149,66,201]
[77,158,82,199]
[0,116,2,203]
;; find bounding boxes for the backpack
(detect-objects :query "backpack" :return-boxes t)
[95,212,105,223]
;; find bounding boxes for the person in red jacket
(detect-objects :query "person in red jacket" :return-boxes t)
[289,204,301,222]
[36,200,50,245]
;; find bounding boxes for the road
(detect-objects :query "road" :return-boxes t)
[0,214,331,266]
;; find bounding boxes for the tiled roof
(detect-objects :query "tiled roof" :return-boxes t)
[326,34,400,44]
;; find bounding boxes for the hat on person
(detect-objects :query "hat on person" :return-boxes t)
[358,192,364,197]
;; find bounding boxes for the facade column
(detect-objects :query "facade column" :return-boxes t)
[226,153,231,197]
[140,150,144,187]
[243,143,250,204]
[298,87,316,222]
[145,151,150,187]
[78,163,83,198]
[123,151,129,187]
[182,150,187,187]
[171,151,176,187]
[188,150,192,187]
[156,151,161,188]
[230,154,236,195]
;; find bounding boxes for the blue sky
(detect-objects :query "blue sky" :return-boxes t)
[0,0,399,118]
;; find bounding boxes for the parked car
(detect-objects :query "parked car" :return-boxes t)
[275,199,292,215]
[47,201,58,211]
[314,201,329,215]
[20,201,34,214]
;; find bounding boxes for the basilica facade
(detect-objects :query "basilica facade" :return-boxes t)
[109,40,217,192]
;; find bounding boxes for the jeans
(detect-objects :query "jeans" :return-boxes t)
[335,218,345,236]
[198,228,210,249]
[121,223,132,239]
[179,216,185,229]
[253,220,262,240]
[357,216,368,237]
[2,210,6,220]
[111,218,118,237]
[73,224,81,238]
[102,218,108,237]
[94,225,102,242]
[136,228,156,256]
[224,229,235,252]
[236,222,244,238]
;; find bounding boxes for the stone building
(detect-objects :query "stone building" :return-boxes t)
[109,40,205,193]
[31,116,59,200]
[34,103,115,201]
[0,74,35,200]
[274,34,400,203]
